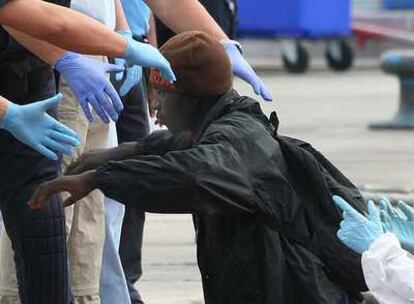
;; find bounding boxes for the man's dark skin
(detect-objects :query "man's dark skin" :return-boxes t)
[28,88,197,209]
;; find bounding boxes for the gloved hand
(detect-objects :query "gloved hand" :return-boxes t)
[333,195,384,254]
[223,41,273,102]
[54,52,124,123]
[114,30,143,97]
[0,94,80,160]
[123,35,176,82]
[380,198,414,254]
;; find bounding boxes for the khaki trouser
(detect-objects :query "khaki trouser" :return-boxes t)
[0,59,110,304]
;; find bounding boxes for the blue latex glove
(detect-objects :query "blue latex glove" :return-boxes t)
[0,94,80,160]
[333,195,384,254]
[380,198,414,254]
[55,52,124,123]
[223,41,273,102]
[123,36,176,82]
[114,30,143,97]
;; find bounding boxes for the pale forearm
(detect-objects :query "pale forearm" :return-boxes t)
[146,0,227,40]
[5,26,64,65]
[0,96,8,120]
[115,0,129,31]
[0,0,127,57]
[148,13,158,47]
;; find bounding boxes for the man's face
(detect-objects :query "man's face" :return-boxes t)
[155,88,196,134]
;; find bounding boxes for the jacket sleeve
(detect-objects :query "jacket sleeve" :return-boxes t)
[94,141,261,215]
[361,233,414,304]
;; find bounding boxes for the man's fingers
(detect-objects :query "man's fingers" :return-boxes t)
[97,90,118,122]
[114,58,126,82]
[382,198,399,218]
[104,84,123,114]
[104,62,125,74]
[88,95,110,124]
[79,99,94,123]
[367,200,382,228]
[380,210,393,232]
[398,201,414,221]
[333,195,364,220]
[43,137,73,157]
[37,93,63,112]
[34,144,58,161]
[159,64,177,83]
[380,210,389,223]
[28,183,54,210]
[119,67,142,97]
[260,85,273,102]
[50,130,80,147]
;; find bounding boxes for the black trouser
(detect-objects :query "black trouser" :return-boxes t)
[0,55,71,304]
[114,71,150,304]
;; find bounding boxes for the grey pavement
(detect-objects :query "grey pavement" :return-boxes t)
[138,62,414,303]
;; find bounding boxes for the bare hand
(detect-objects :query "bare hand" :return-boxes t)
[28,171,97,210]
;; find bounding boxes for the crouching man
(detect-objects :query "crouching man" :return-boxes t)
[28,31,349,304]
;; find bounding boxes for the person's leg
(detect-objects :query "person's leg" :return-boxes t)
[99,122,131,304]
[58,75,109,304]
[0,232,18,304]
[0,212,3,237]
[0,57,71,304]
[116,75,150,304]
[119,209,145,304]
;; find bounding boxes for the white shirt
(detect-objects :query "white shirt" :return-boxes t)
[70,0,116,30]
[362,233,414,304]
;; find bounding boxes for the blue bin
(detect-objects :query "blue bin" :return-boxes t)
[237,0,351,39]
[383,0,414,9]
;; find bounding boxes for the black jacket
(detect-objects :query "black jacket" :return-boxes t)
[96,90,348,304]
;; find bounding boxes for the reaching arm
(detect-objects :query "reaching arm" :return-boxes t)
[0,0,127,57]
[146,0,226,40]
[29,140,261,215]
[4,26,64,65]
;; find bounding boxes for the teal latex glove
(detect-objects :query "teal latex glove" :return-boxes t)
[114,30,143,97]
[380,198,414,254]
[123,35,176,82]
[333,195,384,254]
[0,94,80,160]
